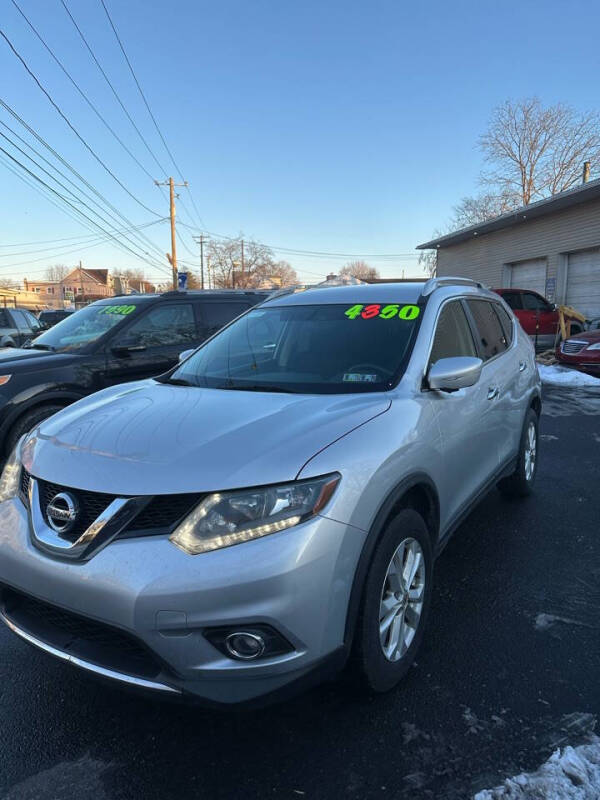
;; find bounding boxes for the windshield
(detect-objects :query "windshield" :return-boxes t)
[169,302,422,393]
[29,303,137,352]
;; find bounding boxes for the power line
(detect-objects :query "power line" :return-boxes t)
[59,0,169,179]
[177,223,423,260]
[0,99,170,265]
[0,219,165,258]
[99,0,206,231]
[10,0,158,183]
[0,145,171,274]
[0,122,169,267]
[0,28,162,218]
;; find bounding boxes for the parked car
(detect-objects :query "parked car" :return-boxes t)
[37,309,74,329]
[0,277,541,706]
[0,307,44,347]
[0,290,271,455]
[494,288,585,349]
[556,330,600,375]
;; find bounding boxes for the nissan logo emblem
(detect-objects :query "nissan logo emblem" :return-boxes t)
[46,492,79,534]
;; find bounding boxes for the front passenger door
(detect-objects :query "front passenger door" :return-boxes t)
[102,303,198,387]
[428,300,500,527]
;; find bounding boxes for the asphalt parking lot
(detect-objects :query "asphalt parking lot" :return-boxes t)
[1,385,599,800]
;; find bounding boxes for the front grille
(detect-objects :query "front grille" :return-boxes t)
[2,588,163,679]
[39,478,115,543]
[18,467,30,506]
[561,340,587,355]
[21,469,201,540]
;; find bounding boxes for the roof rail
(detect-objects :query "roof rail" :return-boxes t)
[420,276,484,297]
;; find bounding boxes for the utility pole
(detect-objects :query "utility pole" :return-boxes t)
[193,234,208,290]
[78,259,85,306]
[155,177,188,289]
[241,239,245,288]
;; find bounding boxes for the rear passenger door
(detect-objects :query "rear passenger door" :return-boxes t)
[428,300,500,526]
[196,301,251,342]
[464,299,520,467]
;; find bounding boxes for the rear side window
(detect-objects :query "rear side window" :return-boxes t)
[430,301,477,364]
[199,302,250,338]
[494,303,513,345]
[466,300,508,360]
[521,292,549,312]
[502,292,522,311]
[10,309,30,330]
[0,309,10,327]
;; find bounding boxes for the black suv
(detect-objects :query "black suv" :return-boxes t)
[0,307,44,347]
[0,290,271,454]
[38,309,74,329]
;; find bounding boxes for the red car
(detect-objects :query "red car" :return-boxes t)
[556,330,600,376]
[494,288,585,349]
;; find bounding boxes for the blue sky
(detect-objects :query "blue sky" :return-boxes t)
[1,0,599,284]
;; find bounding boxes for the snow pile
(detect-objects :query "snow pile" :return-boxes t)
[537,364,600,387]
[474,739,600,799]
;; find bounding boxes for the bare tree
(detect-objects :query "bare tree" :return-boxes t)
[45,263,69,282]
[480,98,600,205]
[207,237,297,289]
[339,260,380,282]
[451,191,520,228]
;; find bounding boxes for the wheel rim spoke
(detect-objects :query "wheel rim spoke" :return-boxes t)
[378,536,426,663]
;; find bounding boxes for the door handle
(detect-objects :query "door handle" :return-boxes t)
[519,361,527,372]
[487,386,500,400]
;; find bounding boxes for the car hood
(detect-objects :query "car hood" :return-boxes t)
[0,347,57,366]
[572,330,600,345]
[23,381,391,494]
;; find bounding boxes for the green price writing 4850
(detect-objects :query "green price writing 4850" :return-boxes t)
[344,304,420,321]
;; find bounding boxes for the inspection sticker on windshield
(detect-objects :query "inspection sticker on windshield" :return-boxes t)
[343,373,378,383]
[100,304,137,315]
[344,304,420,320]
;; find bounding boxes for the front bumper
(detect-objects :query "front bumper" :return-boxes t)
[0,497,365,704]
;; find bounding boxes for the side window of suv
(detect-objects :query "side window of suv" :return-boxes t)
[199,302,250,338]
[466,299,508,360]
[0,309,11,328]
[430,301,477,364]
[123,304,197,347]
[10,310,31,331]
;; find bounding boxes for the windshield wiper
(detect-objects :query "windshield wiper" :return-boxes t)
[24,342,56,351]
[216,383,297,394]
[161,377,195,387]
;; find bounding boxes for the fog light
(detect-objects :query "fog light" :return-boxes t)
[225,632,265,660]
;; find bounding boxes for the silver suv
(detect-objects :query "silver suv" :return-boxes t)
[0,278,541,705]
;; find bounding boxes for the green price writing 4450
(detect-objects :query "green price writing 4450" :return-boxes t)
[344,304,420,321]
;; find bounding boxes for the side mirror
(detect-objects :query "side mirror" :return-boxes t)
[111,338,146,355]
[178,348,195,363]
[427,356,483,392]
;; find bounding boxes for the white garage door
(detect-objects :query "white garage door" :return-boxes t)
[566,248,600,319]
[509,258,547,296]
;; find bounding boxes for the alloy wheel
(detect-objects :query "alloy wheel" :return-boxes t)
[379,537,426,662]
[524,421,537,481]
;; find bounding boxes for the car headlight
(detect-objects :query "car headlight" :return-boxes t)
[170,473,340,555]
[585,342,600,351]
[0,441,22,503]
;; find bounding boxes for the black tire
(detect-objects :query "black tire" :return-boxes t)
[5,404,65,454]
[353,508,433,692]
[497,408,539,498]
